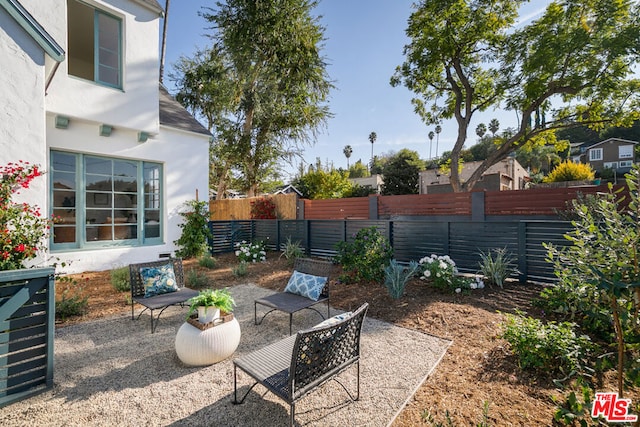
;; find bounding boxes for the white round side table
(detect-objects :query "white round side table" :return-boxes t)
[175,316,241,366]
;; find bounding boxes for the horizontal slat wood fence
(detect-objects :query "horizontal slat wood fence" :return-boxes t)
[209,193,298,220]
[209,219,575,283]
[303,198,369,219]
[378,193,472,217]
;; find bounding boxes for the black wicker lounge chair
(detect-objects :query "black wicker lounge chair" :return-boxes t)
[234,303,369,427]
[129,258,199,333]
[254,257,333,335]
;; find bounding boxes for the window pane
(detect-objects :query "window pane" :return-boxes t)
[86,157,112,174]
[86,192,112,208]
[114,177,137,193]
[97,12,120,86]
[52,152,76,173]
[67,0,94,81]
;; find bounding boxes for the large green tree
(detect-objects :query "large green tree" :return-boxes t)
[292,160,353,199]
[381,149,424,195]
[173,0,333,197]
[392,0,640,192]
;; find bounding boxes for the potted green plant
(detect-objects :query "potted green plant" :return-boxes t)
[187,288,235,324]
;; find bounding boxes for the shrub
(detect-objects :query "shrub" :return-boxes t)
[185,268,208,288]
[419,254,464,291]
[234,240,266,263]
[55,275,89,320]
[233,261,248,277]
[280,237,304,265]
[501,311,594,377]
[334,226,393,284]
[543,161,594,183]
[384,259,420,299]
[477,248,517,288]
[250,197,277,219]
[198,254,217,269]
[174,199,212,259]
[110,266,130,292]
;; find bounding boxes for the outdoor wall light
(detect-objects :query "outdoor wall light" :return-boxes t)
[55,115,69,129]
[99,124,113,137]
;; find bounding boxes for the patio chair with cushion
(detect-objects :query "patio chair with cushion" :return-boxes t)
[234,302,369,427]
[129,258,200,333]
[254,257,333,335]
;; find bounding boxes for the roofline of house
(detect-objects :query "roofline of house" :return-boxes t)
[132,0,164,17]
[584,137,639,150]
[0,0,65,62]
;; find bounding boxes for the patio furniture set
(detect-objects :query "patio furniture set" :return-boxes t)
[129,256,368,426]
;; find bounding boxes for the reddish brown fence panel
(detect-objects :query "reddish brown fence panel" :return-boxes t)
[304,198,369,219]
[378,193,472,217]
[484,185,611,215]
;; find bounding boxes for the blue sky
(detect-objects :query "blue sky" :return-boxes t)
[161,1,551,179]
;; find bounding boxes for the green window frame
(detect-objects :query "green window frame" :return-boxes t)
[67,0,123,88]
[50,151,163,250]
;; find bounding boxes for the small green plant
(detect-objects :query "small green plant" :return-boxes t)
[234,240,266,263]
[421,401,491,427]
[477,247,517,288]
[186,268,208,288]
[384,259,420,299]
[501,311,594,378]
[55,275,89,321]
[186,288,235,318]
[110,266,130,292]
[334,226,393,284]
[233,261,248,277]
[552,381,597,426]
[198,254,217,269]
[280,237,304,265]
[418,254,477,292]
[174,199,213,259]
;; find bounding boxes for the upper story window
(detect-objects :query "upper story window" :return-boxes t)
[619,145,634,159]
[589,148,603,161]
[67,0,122,88]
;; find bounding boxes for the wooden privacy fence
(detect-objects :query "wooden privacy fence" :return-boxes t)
[209,193,298,220]
[208,219,575,284]
[301,184,624,219]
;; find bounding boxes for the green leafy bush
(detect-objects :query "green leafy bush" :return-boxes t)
[110,266,130,292]
[233,261,248,277]
[384,259,420,299]
[174,199,212,259]
[501,311,593,377]
[198,254,217,269]
[334,226,393,284]
[186,268,208,288]
[55,275,89,321]
[477,248,517,288]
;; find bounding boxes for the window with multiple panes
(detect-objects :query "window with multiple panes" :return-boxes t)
[51,151,162,248]
[67,0,122,88]
[589,148,603,161]
[619,145,634,159]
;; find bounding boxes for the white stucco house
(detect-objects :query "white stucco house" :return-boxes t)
[1,0,210,273]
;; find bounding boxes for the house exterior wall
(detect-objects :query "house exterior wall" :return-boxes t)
[1,0,210,273]
[41,0,161,135]
[419,159,529,193]
[350,175,383,193]
[0,3,48,237]
[584,138,638,172]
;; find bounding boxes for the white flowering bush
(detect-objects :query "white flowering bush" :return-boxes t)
[419,254,484,293]
[234,240,267,263]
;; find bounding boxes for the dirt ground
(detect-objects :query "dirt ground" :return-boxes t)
[57,252,638,426]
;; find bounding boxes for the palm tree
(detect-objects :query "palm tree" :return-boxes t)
[488,118,500,136]
[368,131,377,168]
[428,131,435,159]
[476,123,487,139]
[435,125,442,158]
[343,145,353,168]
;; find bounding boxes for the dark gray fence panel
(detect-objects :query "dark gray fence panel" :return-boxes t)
[308,220,343,258]
[279,220,307,251]
[209,220,252,253]
[449,222,520,273]
[345,220,389,242]
[253,220,278,250]
[392,222,448,262]
[523,221,573,283]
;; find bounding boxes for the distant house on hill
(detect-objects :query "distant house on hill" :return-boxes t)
[272,184,303,197]
[419,158,529,194]
[349,174,383,194]
[570,138,638,175]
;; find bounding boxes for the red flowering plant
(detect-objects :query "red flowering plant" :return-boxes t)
[250,197,277,219]
[0,161,50,271]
